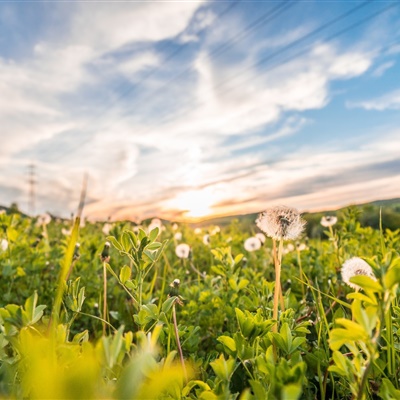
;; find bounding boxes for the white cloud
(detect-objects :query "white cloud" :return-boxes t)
[371,60,395,77]
[348,89,400,110]
[70,2,206,52]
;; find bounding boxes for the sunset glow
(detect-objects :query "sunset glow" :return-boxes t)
[1,1,399,220]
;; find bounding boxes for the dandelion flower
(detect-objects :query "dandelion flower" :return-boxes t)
[255,233,266,244]
[296,242,307,251]
[61,228,72,236]
[256,206,305,241]
[194,228,202,235]
[203,234,210,245]
[102,223,112,235]
[174,232,182,241]
[37,213,52,226]
[321,216,337,227]
[244,237,261,252]
[286,243,295,252]
[172,223,179,231]
[148,218,162,234]
[341,257,376,290]
[211,226,220,235]
[1,239,8,251]
[175,243,190,259]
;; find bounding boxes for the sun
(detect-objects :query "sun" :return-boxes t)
[173,188,218,219]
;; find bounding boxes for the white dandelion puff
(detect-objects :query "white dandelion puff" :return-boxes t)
[102,223,112,235]
[61,228,72,236]
[255,233,266,244]
[194,227,202,235]
[148,218,162,234]
[244,237,262,252]
[175,243,190,259]
[174,232,182,241]
[341,257,376,290]
[321,216,337,227]
[203,234,210,246]
[256,206,305,241]
[296,242,307,251]
[211,226,220,235]
[286,243,295,252]
[1,239,8,251]
[172,223,179,231]
[37,213,52,226]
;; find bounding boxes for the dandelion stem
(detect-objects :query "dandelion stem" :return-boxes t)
[102,260,108,336]
[297,249,305,297]
[172,302,188,382]
[272,239,284,333]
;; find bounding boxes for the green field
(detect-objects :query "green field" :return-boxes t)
[0,205,399,399]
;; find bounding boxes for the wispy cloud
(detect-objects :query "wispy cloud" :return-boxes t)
[347,89,400,110]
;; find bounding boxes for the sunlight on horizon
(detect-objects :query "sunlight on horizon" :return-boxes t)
[169,188,222,220]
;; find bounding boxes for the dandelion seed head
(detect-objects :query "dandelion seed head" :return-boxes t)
[172,223,179,231]
[175,243,190,259]
[296,242,307,251]
[211,226,220,235]
[321,215,338,227]
[255,233,266,244]
[203,234,210,245]
[37,213,52,226]
[244,237,262,252]
[341,257,376,290]
[102,223,112,235]
[194,228,202,235]
[1,239,8,251]
[256,206,305,241]
[174,232,182,241]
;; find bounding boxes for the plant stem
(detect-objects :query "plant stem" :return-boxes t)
[297,249,305,297]
[272,239,284,333]
[172,302,188,382]
[102,261,108,336]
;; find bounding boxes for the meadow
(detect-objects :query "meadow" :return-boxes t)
[0,206,399,399]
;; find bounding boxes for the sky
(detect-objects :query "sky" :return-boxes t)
[1,0,400,222]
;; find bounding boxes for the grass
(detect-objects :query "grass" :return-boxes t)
[0,207,399,399]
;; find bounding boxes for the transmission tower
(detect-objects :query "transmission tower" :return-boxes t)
[27,163,36,215]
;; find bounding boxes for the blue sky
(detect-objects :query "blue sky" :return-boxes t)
[1,0,400,221]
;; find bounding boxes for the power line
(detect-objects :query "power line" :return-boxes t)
[119,0,388,134]
[116,0,297,118]
[58,0,297,158]
[145,3,399,133]
[58,0,398,160]
[27,163,36,216]
[67,0,243,138]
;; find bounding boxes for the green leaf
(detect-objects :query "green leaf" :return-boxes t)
[149,227,159,242]
[120,232,132,252]
[146,242,162,250]
[282,384,302,400]
[138,228,147,241]
[6,227,18,242]
[349,275,383,292]
[234,254,244,264]
[384,265,400,289]
[210,354,235,381]
[119,266,132,284]
[217,336,237,354]
[162,296,177,313]
[106,236,123,252]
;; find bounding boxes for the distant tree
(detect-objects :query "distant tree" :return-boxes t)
[9,202,19,214]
